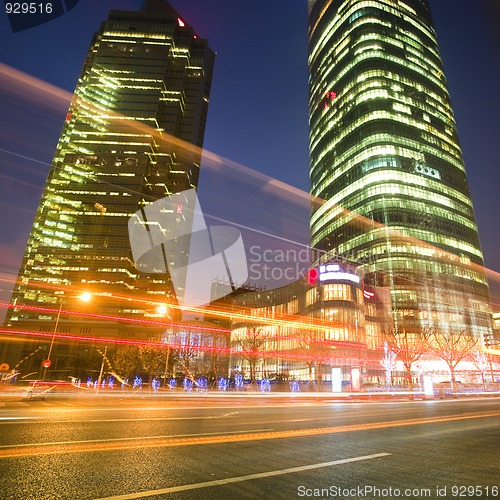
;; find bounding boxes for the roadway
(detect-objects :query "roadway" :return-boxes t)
[0,395,498,499]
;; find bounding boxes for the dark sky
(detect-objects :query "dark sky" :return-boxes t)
[0,0,499,292]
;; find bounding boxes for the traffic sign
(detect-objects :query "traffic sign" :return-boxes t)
[42,360,51,368]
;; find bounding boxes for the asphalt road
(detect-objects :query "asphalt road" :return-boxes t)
[0,395,499,499]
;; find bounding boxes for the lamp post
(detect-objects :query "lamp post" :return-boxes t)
[157,305,172,389]
[96,345,107,392]
[42,292,92,381]
[163,331,173,389]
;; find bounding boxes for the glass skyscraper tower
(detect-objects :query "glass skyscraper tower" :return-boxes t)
[6,0,214,327]
[308,0,493,344]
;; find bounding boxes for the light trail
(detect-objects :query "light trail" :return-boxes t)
[0,410,498,459]
[0,64,497,293]
[1,64,498,362]
[0,428,276,448]
[2,291,498,369]
[0,301,228,333]
[0,328,367,365]
[0,277,362,335]
[485,348,500,356]
[0,294,370,350]
[2,295,497,362]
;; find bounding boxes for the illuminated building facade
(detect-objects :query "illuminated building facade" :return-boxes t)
[308,0,492,343]
[229,263,392,383]
[494,313,500,331]
[2,0,214,372]
[492,312,500,347]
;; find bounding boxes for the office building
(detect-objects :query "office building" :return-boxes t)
[229,263,392,383]
[2,0,214,374]
[308,0,492,343]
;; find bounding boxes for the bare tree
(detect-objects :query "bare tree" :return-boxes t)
[298,331,333,388]
[470,349,490,390]
[300,343,317,384]
[428,330,478,392]
[380,344,397,387]
[234,325,268,382]
[383,327,431,391]
[177,332,200,377]
[209,332,229,384]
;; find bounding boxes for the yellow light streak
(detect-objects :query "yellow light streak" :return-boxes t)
[1,411,499,459]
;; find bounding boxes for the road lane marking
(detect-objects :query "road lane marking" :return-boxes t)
[94,453,391,499]
[0,428,274,449]
[0,410,498,459]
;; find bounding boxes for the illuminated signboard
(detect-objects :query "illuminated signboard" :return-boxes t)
[318,264,360,284]
[307,265,360,284]
[423,375,434,397]
[331,367,342,393]
[322,90,338,111]
[307,268,319,284]
[351,367,361,392]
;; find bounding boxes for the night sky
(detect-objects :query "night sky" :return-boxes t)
[0,0,499,312]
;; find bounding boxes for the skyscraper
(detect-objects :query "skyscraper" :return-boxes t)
[308,0,493,344]
[5,0,214,330]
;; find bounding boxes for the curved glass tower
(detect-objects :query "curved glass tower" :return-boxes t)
[308,0,493,343]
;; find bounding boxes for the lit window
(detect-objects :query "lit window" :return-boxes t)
[323,284,351,301]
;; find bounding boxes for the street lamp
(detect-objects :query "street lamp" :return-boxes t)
[163,331,174,389]
[79,292,92,303]
[156,304,173,388]
[42,292,92,381]
[157,304,168,315]
[96,345,108,392]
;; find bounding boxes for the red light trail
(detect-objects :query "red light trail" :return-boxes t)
[0,277,359,333]
[0,328,369,365]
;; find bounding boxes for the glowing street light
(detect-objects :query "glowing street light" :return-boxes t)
[157,305,168,315]
[79,292,92,303]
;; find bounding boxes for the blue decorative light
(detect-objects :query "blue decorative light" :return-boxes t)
[196,376,207,392]
[260,378,271,393]
[218,377,228,391]
[235,373,243,391]
[151,378,160,392]
[183,377,193,392]
[133,375,142,389]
